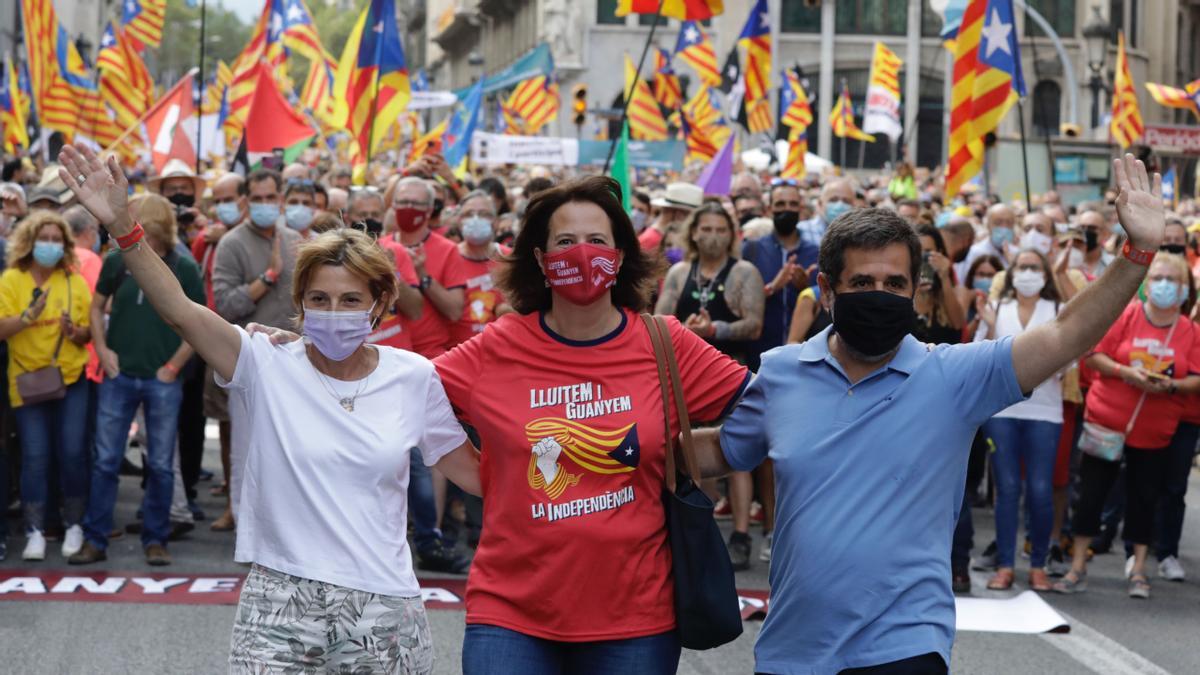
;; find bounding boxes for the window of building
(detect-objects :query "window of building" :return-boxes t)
[781,0,821,34]
[1031,80,1061,137]
[836,0,907,35]
[639,13,663,26]
[1108,0,1137,47]
[1024,0,1075,38]
[596,0,624,25]
[921,0,943,38]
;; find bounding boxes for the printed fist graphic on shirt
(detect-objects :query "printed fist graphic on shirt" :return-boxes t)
[533,437,563,484]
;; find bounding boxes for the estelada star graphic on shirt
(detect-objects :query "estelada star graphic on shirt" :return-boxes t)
[524,418,641,500]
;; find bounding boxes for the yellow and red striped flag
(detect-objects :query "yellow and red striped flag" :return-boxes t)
[1110,31,1143,148]
[1145,82,1194,109]
[781,69,813,129]
[120,0,166,50]
[616,0,722,20]
[506,76,559,135]
[202,61,234,115]
[97,23,152,132]
[831,83,874,143]
[653,48,683,111]
[862,42,904,141]
[683,84,721,130]
[21,0,79,137]
[624,55,668,141]
[408,117,447,163]
[746,98,772,134]
[781,127,808,181]
[680,113,718,162]
[737,0,771,105]
[674,21,722,88]
[300,54,338,128]
[946,0,1026,199]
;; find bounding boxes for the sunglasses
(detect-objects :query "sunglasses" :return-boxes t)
[348,219,383,240]
[770,178,799,187]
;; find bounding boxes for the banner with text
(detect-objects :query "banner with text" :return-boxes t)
[471,133,579,166]
[577,140,686,171]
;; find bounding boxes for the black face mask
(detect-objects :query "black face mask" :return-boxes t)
[1084,229,1099,252]
[1161,243,1187,255]
[773,211,800,237]
[431,198,445,219]
[167,192,195,208]
[739,211,762,226]
[831,290,915,360]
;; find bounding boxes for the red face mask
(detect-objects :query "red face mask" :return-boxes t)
[542,243,621,306]
[395,207,427,233]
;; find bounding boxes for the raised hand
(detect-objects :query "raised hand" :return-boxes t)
[58,144,132,235]
[974,295,996,329]
[1112,153,1165,252]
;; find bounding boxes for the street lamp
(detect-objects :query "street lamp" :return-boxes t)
[1082,6,1110,130]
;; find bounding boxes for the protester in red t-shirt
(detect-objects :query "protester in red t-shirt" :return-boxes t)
[1056,252,1200,598]
[447,190,512,348]
[380,177,467,359]
[435,176,750,670]
[347,188,424,352]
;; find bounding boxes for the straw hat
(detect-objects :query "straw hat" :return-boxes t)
[146,159,207,196]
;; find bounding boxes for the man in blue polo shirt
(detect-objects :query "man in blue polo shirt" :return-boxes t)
[695,154,1165,674]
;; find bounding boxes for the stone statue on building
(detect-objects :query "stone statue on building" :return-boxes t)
[542,0,583,68]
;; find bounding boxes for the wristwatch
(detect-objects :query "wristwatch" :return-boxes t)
[259,271,277,287]
[419,275,433,291]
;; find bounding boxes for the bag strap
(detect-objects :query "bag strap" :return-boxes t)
[640,313,700,492]
[1125,315,1182,434]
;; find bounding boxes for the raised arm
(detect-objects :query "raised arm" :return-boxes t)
[1012,154,1164,393]
[59,144,241,382]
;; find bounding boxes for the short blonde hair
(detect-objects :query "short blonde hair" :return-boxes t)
[291,228,398,322]
[6,210,78,271]
[1150,250,1190,283]
[128,193,178,249]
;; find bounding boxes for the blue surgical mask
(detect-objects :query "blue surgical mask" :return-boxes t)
[972,277,993,294]
[991,226,1014,249]
[33,241,64,267]
[285,204,314,231]
[249,203,280,228]
[824,201,851,223]
[461,216,494,245]
[215,202,241,226]
[630,209,647,231]
[1148,279,1184,310]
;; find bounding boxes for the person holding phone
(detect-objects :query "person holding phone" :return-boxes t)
[1054,252,1200,599]
[912,224,966,345]
[0,211,92,561]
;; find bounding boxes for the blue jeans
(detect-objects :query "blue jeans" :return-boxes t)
[15,378,90,532]
[408,447,441,552]
[1156,422,1199,560]
[82,374,182,549]
[462,624,681,675]
[985,417,1062,568]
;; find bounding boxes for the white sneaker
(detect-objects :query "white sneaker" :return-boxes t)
[1125,555,1136,579]
[1158,555,1186,581]
[61,525,84,558]
[22,530,46,561]
[759,531,772,563]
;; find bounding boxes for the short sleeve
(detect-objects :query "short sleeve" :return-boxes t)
[215,326,267,392]
[433,331,486,422]
[638,228,664,251]
[94,253,121,296]
[1092,303,1136,359]
[939,337,1025,427]
[667,316,751,423]
[0,270,20,317]
[390,245,419,286]
[719,372,768,472]
[419,368,469,467]
[438,244,469,289]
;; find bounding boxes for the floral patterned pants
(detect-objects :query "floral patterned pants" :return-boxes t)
[229,564,434,674]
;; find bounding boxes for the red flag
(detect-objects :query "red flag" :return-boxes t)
[141,72,196,173]
[244,61,315,166]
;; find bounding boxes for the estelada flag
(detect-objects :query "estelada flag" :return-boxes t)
[141,71,197,173]
[243,60,316,167]
[616,0,722,21]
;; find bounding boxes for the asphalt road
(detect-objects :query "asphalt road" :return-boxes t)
[2,434,1199,674]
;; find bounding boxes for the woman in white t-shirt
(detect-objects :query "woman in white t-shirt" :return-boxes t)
[59,143,480,674]
[974,249,1064,593]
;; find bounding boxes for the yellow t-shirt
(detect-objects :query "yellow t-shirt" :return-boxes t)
[0,267,91,407]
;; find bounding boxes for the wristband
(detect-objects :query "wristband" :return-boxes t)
[115,223,145,251]
[1122,240,1155,266]
[163,362,179,375]
[261,268,279,286]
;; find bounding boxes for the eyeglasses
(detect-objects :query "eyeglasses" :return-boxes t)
[770,178,799,187]
[286,178,315,188]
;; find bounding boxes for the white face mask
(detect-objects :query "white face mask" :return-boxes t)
[1019,230,1053,256]
[1012,269,1046,298]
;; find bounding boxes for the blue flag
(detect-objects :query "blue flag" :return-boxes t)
[1163,167,1177,204]
[443,78,484,174]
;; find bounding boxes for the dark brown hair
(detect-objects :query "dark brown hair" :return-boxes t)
[496,175,662,314]
[818,207,921,289]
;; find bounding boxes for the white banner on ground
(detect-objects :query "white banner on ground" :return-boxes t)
[471,132,579,166]
[408,91,460,109]
[955,591,1069,634]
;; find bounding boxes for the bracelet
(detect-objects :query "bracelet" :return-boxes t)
[1122,240,1155,266]
[19,311,30,325]
[163,362,179,375]
[115,223,145,251]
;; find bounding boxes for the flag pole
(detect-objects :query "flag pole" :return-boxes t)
[1016,97,1032,212]
[196,0,208,173]
[603,0,666,173]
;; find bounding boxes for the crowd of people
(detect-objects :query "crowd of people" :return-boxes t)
[0,139,1187,673]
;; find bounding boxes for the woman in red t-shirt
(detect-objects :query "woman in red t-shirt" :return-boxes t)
[436,176,750,672]
[447,190,513,348]
[1055,253,1200,599]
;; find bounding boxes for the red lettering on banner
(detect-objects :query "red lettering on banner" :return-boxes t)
[1144,125,1200,155]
